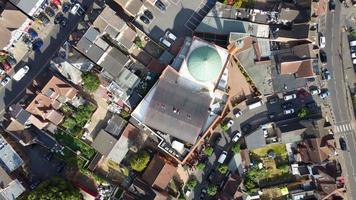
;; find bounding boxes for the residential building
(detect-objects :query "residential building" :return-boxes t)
[142,154,177,191]
[124,178,169,200]
[0,166,25,200]
[0,135,23,172]
[244,127,267,150]
[113,0,143,17]
[9,0,47,17]
[297,135,336,164]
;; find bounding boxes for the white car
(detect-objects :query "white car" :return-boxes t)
[319,91,330,99]
[284,108,295,115]
[320,36,326,48]
[234,110,242,118]
[352,53,356,58]
[1,76,10,86]
[13,65,29,81]
[353,59,356,65]
[263,128,268,138]
[350,40,356,47]
[159,37,171,48]
[226,119,234,129]
[283,93,297,101]
[310,88,321,95]
[232,131,242,142]
[165,30,177,42]
[0,68,5,75]
[71,3,85,16]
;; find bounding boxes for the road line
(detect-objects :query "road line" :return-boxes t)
[336,126,340,133]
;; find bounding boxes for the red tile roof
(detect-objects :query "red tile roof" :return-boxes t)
[280,59,315,78]
[41,76,77,100]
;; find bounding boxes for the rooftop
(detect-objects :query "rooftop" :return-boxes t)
[0,136,23,172]
[91,129,118,156]
[280,59,316,78]
[104,115,127,137]
[244,128,267,150]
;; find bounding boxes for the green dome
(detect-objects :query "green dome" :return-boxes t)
[187,46,222,82]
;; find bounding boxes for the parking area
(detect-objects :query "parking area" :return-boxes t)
[133,0,213,42]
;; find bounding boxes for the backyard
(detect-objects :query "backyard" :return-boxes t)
[61,103,96,136]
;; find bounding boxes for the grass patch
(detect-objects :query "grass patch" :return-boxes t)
[55,148,86,169]
[55,131,96,160]
[252,143,287,159]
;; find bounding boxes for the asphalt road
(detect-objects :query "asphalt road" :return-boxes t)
[0,0,94,117]
[324,1,356,198]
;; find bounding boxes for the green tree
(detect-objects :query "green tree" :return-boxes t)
[134,36,143,48]
[19,177,82,200]
[186,177,198,190]
[203,146,214,157]
[244,178,257,192]
[207,185,218,196]
[231,143,241,154]
[196,163,206,171]
[81,72,100,93]
[297,107,310,119]
[220,122,228,132]
[75,103,95,126]
[62,117,76,130]
[130,151,150,172]
[217,164,229,174]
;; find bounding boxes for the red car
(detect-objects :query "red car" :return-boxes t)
[1,61,11,73]
[51,0,61,8]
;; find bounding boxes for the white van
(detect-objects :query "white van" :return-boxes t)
[13,65,29,81]
[350,40,356,47]
[218,151,227,164]
[247,101,263,110]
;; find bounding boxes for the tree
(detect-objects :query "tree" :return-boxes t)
[244,178,257,192]
[203,146,214,157]
[19,177,82,200]
[297,107,310,119]
[75,103,95,126]
[207,185,218,196]
[130,151,150,172]
[81,72,100,93]
[217,164,229,174]
[231,143,241,154]
[186,177,198,190]
[196,163,206,171]
[62,117,76,130]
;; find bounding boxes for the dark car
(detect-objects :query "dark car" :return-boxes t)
[268,112,276,120]
[144,10,153,20]
[207,170,216,182]
[339,137,347,150]
[1,61,11,72]
[268,96,279,104]
[56,162,66,173]
[29,177,41,190]
[155,0,166,11]
[60,17,68,27]
[281,102,293,109]
[329,0,336,12]
[351,46,356,53]
[322,69,331,80]
[139,15,150,24]
[27,28,38,39]
[45,152,54,161]
[241,124,252,133]
[320,50,327,63]
[45,7,55,17]
[54,12,64,24]
[62,2,71,13]
[6,55,16,66]
[37,12,50,24]
[32,38,44,51]
[306,102,317,109]
[213,134,222,146]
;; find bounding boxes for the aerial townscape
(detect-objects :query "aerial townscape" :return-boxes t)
[0,0,356,199]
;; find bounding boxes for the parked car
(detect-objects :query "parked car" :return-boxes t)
[27,28,38,39]
[319,90,330,99]
[159,37,172,48]
[241,124,252,133]
[13,65,30,81]
[200,188,207,200]
[144,10,153,20]
[139,15,150,24]
[207,170,216,182]
[339,137,347,150]
[218,151,227,164]
[310,87,321,95]
[1,76,10,86]
[45,7,55,17]
[306,102,317,109]
[350,40,356,47]
[284,108,295,115]
[62,2,71,13]
[232,131,241,142]
[1,61,11,72]
[6,55,16,66]
[351,46,356,53]
[29,176,41,190]
[263,128,268,138]
[322,69,331,80]
[329,0,336,12]
[281,102,293,109]
[54,12,64,24]
[60,17,68,27]
[268,96,279,104]
[0,68,5,75]
[32,39,44,51]
[37,12,50,24]
[226,119,234,129]
[213,134,222,146]
[320,36,326,48]
[283,93,297,101]
[234,109,242,118]
[165,30,177,42]
[320,50,327,63]
[155,0,166,11]
[352,53,356,58]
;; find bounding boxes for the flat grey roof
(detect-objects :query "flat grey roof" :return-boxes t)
[245,129,266,150]
[0,136,23,172]
[100,48,129,77]
[105,115,127,137]
[91,130,117,156]
[10,0,38,14]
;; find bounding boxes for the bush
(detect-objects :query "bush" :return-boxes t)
[81,72,100,93]
[186,177,198,190]
[231,143,241,154]
[62,117,76,130]
[217,164,229,174]
[134,36,143,48]
[196,163,206,171]
[297,107,310,119]
[203,146,214,157]
[207,185,218,196]
[130,151,150,172]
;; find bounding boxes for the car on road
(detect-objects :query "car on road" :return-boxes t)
[322,69,331,80]
[144,10,153,20]
[329,0,336,12]
[1,76,10,86]
[339,137,347,150]
[283,93,297,101]
[71,3,85,16]
[218,151,227,164]
[155,0,166,11]
[139,15,150,24]
[320,50,327,63]
[45,7,55,17]
[320,36,326,48]
[319,90,330,99]
[234,109,242,118]
[232,131,242,142]
[310,87,321,95]
[284,108,295,115]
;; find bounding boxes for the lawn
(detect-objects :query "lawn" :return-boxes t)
[55,147,86,169]
[252,143,287,159]
[55,131,96,160]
